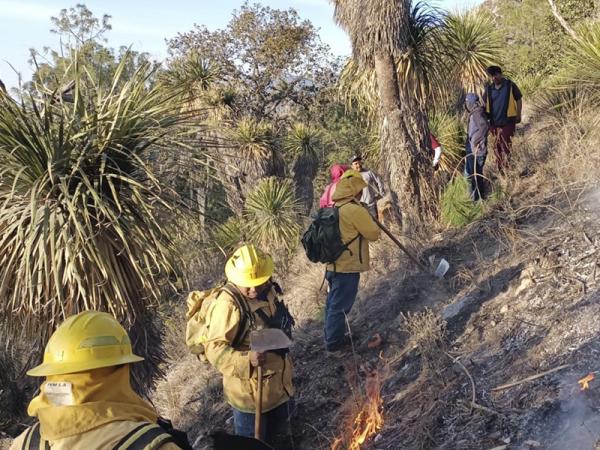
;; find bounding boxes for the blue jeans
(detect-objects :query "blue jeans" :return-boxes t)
[465,141,487,201]
[325,271,360,351]
[233,400,294,449]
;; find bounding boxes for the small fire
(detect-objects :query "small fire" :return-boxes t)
[578,373,595,391]
[331,370,384,450]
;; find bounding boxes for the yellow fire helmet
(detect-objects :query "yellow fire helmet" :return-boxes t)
[27,311,144,377]
[225,244,274,288]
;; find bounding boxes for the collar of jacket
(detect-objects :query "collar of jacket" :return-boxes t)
[28,365,157,440]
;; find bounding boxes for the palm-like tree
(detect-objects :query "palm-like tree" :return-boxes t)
[285,123,321,215]
[0,57,195,336]
[225,118,285,213]
[332,0,439,233]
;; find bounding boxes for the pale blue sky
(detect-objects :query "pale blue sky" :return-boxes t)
[0,0,483,89]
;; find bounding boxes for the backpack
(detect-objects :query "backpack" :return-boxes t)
[301,204,359,264]
[185,283,251,358]
[21,419,193,450]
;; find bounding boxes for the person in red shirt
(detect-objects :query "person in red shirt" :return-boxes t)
[430,133,443,169]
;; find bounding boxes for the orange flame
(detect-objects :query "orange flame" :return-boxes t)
[578,373,595,391]
[331,370,384,450]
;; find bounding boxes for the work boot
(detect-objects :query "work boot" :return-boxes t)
[325,349,346,359]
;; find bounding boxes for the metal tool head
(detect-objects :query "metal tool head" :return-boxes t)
[250,328,292,352]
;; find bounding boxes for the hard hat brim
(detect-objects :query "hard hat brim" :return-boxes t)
[27,353,144,377]
[225,254,274,288]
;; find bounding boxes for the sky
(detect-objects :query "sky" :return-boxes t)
[0,0,483,90]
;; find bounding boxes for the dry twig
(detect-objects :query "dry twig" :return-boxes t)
[491,364,571,392]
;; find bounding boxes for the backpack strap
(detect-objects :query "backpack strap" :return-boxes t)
[111,423,174,450]
[221,283,253,349]
[21,422,50,450]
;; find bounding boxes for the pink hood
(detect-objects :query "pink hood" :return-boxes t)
[330,164,348,183]
[320,164,349,209]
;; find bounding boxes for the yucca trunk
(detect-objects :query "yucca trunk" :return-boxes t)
[374,52,436,234]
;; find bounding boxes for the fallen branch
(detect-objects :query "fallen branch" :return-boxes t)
[459,399,504,417]
[547,0,579,41]
[446,352,476,413]
[491,364,571,392]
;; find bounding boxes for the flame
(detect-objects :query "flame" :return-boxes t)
[331,370,384,450]
[578,373,595,391]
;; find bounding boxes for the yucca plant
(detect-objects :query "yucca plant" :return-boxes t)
[560,22,600,93]
[0,56,194,336]
[243,178,301,255]
[428,112,465,174]
[397,1,446,108]
[211,216,244,255]
[443,9,503,94]
[286,123,321,214]
[161,53,217,108]
[228,118,284,179]
[440,176,485,228]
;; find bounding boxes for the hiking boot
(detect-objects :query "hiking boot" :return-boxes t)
[325,349,346,359]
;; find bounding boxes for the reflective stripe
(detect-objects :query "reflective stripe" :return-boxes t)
[111,423,173,450]
[21,423,49,450]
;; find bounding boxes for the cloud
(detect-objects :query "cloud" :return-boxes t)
[0,1,55,22]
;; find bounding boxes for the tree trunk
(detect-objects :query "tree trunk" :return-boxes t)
[374,51,437,236]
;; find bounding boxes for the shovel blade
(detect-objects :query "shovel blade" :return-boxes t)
[434,258,449,279]
[250,328,292,353]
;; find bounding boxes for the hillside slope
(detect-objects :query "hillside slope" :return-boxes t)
[150,105,600,450]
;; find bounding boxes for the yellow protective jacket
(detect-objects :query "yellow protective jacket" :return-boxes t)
[204,286,294,413]
[326,175,381,273]
[9,366,180,450]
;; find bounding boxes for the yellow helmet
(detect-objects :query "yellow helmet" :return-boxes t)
[27,311,144,377]
[225,244,274,288]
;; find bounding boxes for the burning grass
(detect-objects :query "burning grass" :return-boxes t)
[331,364,385,450]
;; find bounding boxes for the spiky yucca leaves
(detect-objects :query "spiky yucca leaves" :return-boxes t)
[440,176,485,228]
[428,112,465,174]
[211,216,244,256]
[243,178,301,256]
[161,53,217,107]
[228,118,284,179]
[443,10,503,94]
[397,1,446,108]
[560,22,600,93]
[0,58,192,336]
[286,123,321,214]
[339,59,379,123]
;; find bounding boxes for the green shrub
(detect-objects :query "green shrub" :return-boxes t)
[440,176,485,227]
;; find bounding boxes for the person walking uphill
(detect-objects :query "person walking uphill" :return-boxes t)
[10,311,185,450]
[325,170,381,357]
[465,93,490,201]
[319,164,348,208]
[201,245,295,449]
[350,155,385,217]
[483,65,523,172]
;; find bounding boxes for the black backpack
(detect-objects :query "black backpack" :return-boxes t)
[301,205,359,264]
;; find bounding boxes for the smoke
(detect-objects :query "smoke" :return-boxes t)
[544,372,600,450]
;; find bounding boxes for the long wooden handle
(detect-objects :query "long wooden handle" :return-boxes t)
[255,366,263,440]
[371,216,426,270]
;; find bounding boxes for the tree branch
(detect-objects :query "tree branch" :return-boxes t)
[547,0,579,40]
